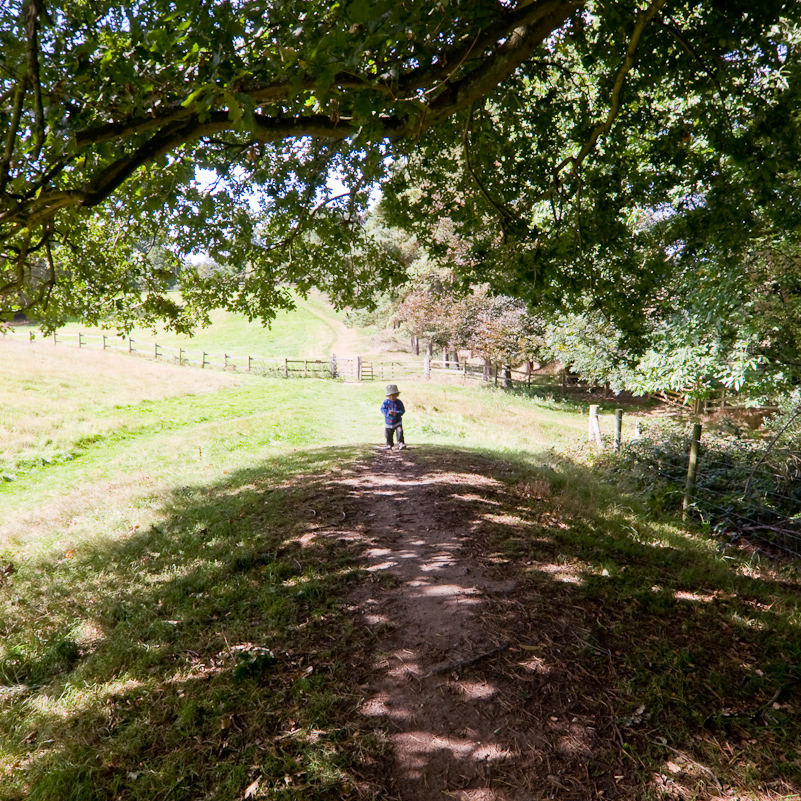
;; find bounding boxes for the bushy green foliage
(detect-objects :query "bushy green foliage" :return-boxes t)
[4,0,801,364]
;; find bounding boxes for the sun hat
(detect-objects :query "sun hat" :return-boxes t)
[385,384,400,396]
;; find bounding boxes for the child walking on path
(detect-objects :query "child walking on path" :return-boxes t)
[381,384,406,450]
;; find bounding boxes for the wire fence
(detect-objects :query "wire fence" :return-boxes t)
[621,425,801,557]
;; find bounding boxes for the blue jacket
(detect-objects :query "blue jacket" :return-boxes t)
[381,398,405,427]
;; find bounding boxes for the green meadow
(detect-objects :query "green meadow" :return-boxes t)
[42,290,381,360]
[2,318,801,800]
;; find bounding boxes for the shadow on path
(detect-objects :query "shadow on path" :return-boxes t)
[2,444,800,801]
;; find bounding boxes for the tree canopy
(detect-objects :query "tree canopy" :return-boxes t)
[2,0,801,342]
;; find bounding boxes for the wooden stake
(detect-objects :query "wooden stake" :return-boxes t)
[683,423,702,521]
[588,405,603,449]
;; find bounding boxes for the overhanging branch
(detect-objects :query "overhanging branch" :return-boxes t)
[553,0,667,183]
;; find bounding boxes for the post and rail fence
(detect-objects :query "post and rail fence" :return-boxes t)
[4,328,776,413]
[6,329,499,385]
[10,327,798,554]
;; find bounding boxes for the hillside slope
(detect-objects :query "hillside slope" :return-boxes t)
[41,290,381,359]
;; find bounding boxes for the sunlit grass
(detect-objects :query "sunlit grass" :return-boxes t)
[29,289,383,359]
[3,339,801,799]
[1,339,240,476]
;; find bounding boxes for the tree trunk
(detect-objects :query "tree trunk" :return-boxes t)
[483,358,491,382]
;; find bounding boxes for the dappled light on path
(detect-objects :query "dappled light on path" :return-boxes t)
[338,453,600,800]
[3,437,800,801]
[304,446,801,801]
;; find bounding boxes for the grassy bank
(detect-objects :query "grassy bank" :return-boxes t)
[3,340,800,799]
[23,290,384,359]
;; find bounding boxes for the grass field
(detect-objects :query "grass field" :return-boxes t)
[0,338,599,800]
[25,290,386,360]
[3,330,801,800]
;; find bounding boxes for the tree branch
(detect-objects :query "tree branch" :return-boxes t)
[396,0,578,101]
[81,113,357,208]
[0,82,25,195]
[24,0,45,160]
[425,1,581,129]
[553,0,667,182]
[75,2,579,151]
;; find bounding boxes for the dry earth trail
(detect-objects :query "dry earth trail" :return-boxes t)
[325,448,632,801]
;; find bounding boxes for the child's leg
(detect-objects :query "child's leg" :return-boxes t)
[384,426,394,446]
[396,424,404,444]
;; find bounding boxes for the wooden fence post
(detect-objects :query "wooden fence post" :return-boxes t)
[102,334,106,350]
[179,347,183,364]
[284,357,288,377]
[154,343,159,359]
[682,423,702,522]
[357,356,362,382]
[330,353,337,378]
[248,354,251,371]
[614,409,624,453]
[588,405,603,449]
[78,332,83,348]
[53,331,57,345]
[128,337,132,354]
[201,351,206,368]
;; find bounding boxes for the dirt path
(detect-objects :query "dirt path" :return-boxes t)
[336,448,622,801]
[293,294,365,357]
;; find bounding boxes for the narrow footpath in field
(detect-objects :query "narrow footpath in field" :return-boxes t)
[293,293,366,357]
[336,448,628,801]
